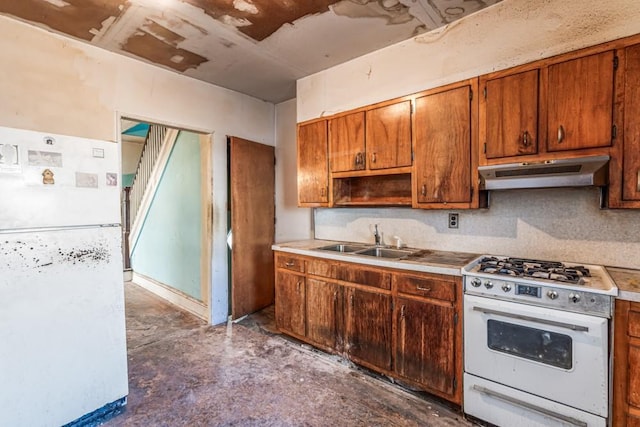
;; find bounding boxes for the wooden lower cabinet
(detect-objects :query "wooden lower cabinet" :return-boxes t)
[306,278,341,351]
[345,287,392,371]
[274,251,462,405]
[275,270,306,338]
[613,300,640,426]
[394,297,456,398]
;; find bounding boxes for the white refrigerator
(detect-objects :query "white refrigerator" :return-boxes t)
[0,126,128,426]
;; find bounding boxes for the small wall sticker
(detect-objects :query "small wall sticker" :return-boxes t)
[106,173,117,186]
[75,172,98,188]
[28,150,63,167]
[42,168,55,185]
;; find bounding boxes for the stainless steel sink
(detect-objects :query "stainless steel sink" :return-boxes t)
[316,243,370,253]
[354,247,414,259]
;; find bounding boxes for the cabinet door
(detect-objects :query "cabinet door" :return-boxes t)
[629,341,640,409]
[484,70,539,158]
[345,287,392,371]
[623,43,640,202]
[329,112,365,172]
[297,120,329,206]
[395,297,456,397]
[547,51,615,151]
[306,278,341,350]
[275,271,306,337]
[414,86,471,204]
[365,101,412,170]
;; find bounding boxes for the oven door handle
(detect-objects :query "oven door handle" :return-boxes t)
[472,306,590,332]
[472,385,588,427]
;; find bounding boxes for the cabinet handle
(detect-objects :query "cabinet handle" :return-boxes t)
[355,152,363,167]
[637,169,640,192]
[421,184,427,197]
[350,294,354,307]
[320,186,326,197]
[416,286,431,292]
[371,152,377,164]
[296,281,302,292]
[285,262,295,267]
[401,305,406,318]
[522,130,530,147]
[333,291,338,302]
[557,125,565,144]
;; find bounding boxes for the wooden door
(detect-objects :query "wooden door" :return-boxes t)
[414,86,471,204]
[329,112,365,172]
[365,101,412,170]
[306,278,341,350]
[275,271,305,337]
[395,297,456,397]
[297,121,329,206]
[345,287,392,371]
[230,137,275,319]
[547,51,615,151]
[484,69,539,158]
[623,43,640,202]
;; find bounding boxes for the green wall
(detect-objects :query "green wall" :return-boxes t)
[131,131,202,300]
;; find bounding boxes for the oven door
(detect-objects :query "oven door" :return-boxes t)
[464,294,609,417]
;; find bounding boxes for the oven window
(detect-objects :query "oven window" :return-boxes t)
[487,320,573,369]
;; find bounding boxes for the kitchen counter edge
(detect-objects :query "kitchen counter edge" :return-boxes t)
[272,240,479,277]
[608,266,640,302]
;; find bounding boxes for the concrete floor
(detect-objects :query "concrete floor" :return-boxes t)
[105,282,473,426]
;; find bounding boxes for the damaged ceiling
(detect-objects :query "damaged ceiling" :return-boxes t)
[0,0,501,103]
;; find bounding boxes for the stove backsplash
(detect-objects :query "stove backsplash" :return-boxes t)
[313,187,640,270]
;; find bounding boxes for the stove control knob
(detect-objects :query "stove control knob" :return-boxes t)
[547,290,559,300]
[569,293,581,303]
[501,283,512,292]
[484,280,493,289]
[471,278,482,288]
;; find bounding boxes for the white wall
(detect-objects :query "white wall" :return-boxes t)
[275,99,313,242]
[0,14,275,327]
[121,141,144,175]
[298,0,640,121]
[301,0,640,270]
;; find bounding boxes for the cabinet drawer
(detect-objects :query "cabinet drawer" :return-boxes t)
[395,273,456,302]
[629,309,640,338]
[276,255,305,273]
[307,258,335,278]
[335,264,391,290]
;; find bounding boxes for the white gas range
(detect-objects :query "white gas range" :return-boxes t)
[462,256,617,427]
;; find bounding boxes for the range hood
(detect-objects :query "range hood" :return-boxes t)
[478,155,610,190]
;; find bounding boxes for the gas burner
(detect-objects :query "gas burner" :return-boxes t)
[477,256,590,285]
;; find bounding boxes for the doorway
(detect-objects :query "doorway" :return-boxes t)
[120,117,212,321]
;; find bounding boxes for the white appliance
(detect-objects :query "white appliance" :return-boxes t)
[462,256,617,427]
[0,126,128,426]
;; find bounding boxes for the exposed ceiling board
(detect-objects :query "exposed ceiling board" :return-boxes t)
[0,0,502,103]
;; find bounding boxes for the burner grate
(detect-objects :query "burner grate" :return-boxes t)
[477,257,590,285]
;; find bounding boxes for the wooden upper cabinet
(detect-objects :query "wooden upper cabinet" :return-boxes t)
[483,69,539,158]
[414,85,473,206]
[297,120,329,206]
[622,43,640,203]
[365,100,412,170]
[329,112,365,172]
[547,50,616,152]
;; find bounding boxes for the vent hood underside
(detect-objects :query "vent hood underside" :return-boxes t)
[478,156,610,190]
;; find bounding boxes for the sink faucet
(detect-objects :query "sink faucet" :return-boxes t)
[373,224,382,246]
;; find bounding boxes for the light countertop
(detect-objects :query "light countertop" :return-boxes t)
[608,267,640,302]
[272,239,480,277]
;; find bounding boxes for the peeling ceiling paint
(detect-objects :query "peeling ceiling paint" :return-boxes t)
[0,0,501,102]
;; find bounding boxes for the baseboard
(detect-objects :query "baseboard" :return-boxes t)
[63,397,126,427]
[123,269,133,282]
[132,272,209,321]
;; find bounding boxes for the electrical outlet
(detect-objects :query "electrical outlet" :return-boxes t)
[448,213,459,229]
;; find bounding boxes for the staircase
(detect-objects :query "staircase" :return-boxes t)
[122,124,179,268]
